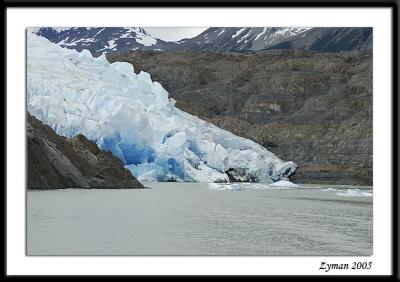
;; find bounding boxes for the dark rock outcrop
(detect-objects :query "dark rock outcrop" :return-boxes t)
[27,112,144,189]
[109,50,372,185]
[225,168,256,183]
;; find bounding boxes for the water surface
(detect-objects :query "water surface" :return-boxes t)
[27,182,372,256]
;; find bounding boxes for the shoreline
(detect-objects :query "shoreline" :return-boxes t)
[27,182,373,191]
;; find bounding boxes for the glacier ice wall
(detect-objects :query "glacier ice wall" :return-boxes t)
[27,33,297,183]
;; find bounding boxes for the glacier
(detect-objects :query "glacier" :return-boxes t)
[27,33,297,183]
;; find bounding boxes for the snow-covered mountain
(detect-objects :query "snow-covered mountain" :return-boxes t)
[32,27,178,56]
[175,27,372,52]
[27,33,297,183]
[174,27,312,52]
[266,27,372,52]
[33,27,372,55]
[33,27,312,53]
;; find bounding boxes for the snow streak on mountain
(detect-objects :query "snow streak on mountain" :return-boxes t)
[27,33,297,183]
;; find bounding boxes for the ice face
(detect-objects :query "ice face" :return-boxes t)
[27,33,297,183]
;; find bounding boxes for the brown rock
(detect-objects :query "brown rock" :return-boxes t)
[27,112,144,189]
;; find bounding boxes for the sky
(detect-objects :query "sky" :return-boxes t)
[140,27,208,41]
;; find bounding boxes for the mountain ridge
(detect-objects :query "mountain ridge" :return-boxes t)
[33,27,372,55]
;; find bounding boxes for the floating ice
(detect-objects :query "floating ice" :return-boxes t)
[336,189,373,197]
[320,187,337,192]
[27,33,297,183]
[208,182,298,191]
[208,183,245,191]
[268,180,298,188]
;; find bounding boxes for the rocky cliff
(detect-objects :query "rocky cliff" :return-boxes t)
[109,50,372,185]
[27,112,144,189]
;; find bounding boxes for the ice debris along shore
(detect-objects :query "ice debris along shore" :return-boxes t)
[208,183,372,197]
[320,188,372,197]
[209,180,298,191]
[27,33,297,183]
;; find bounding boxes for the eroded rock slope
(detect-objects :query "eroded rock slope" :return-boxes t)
[27,112,144,189]
[109,50,372,185]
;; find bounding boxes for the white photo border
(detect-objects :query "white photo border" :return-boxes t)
[6,6,394,276]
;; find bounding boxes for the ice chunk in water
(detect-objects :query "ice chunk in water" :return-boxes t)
[268,180,298,188]
[336,189,372,197]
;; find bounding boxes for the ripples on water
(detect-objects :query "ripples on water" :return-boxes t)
[27,182,372,256]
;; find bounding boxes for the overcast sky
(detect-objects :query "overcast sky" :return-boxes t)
[144,27,208,41]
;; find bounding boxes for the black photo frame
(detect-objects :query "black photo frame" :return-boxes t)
[4,0,398,278]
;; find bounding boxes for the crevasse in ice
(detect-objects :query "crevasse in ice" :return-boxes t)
[27,33,297,183]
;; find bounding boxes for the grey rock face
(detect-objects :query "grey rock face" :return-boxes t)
[27,112,144,189]
[109,50,372,185]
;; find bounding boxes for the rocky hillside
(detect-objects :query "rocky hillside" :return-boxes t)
[109,49,372,185]
[175,27,372,53]
[27,112,144,189]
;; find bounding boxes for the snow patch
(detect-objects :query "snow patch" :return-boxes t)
[106,39,117,49]
[255,28,268,41]
[237,30,252,43]
[135,33,157,46]
[273,27,312,37]
[232,28,246,39]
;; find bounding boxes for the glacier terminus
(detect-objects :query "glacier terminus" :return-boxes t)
[27,33,297,183]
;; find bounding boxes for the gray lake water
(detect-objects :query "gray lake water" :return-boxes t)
[27,182,372,256]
